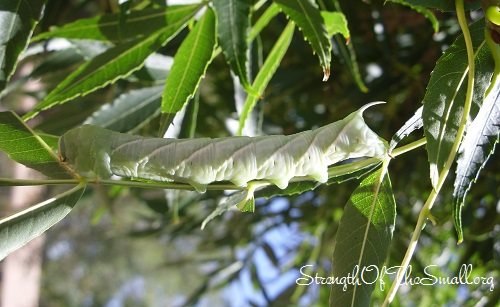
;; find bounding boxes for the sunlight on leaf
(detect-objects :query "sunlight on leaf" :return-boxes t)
[330,167,396,306]
[423,20,493,188]
[160,7,217,135]
[274,0,331,81]
[0,183,85,260]
[23,4,200,120]
[453,80,500,243]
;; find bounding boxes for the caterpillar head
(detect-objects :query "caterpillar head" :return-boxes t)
[59,125,113,179]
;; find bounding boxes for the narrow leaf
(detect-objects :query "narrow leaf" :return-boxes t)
[0,183,85,260]
[84,85,164,133]
[201,190,247,229]
[387,0,439,33]
[0,0,45,92]
[391,0,480,12]
[330,167,396,306]
[248,3,280,42]
[160,8,217,134]
[31,5,202,43]
[453,81,500,243]
[325,0,368,92]
[0,111,72,179]
[274,0,331,80]
[213,0,253,91]
[320,11,349,39]
[23,5,199,120]
[238,21,294,135]
[423,20,493,188]
[118,0,133,42]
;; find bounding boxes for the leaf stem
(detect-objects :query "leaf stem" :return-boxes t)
[390,138,426,157]
[0,178,80,186]
[96,179,248,191]
[383,0,476,304]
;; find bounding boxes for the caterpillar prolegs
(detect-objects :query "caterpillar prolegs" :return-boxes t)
[59,102,388,192]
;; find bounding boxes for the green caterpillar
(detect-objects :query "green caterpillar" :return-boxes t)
[59,102,388,192]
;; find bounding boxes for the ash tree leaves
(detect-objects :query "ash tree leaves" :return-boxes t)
[31,5,203,43]
[422,19,494,188]
[422,18,500,241]
[0,183,85,261]
[391,0,480,12]
[330,168,396,306]
[0,1,363,261]
[453,79,500,243]
[24,4,203,120]
[212,0,253,93]
[23,1,343,123]
[3,0,498,304]
[238,21,295,134]
[160,7,217,135]
[274,0,332,81]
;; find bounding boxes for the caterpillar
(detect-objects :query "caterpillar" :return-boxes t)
[59,102,388,192]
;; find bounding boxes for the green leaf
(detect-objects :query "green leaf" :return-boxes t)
[84,85,164,133]
[423,20,493,188]
[389,0,479,12]
[213,0,253,92]
[320,11,349,39]
[237,21,294,135]
[0,183,85,260]
[453,81,500,243]
[23,4,200,120]
[0,111,72,179]
[201,190,247,229]
[1,47,86,99]
[0,0,45,92]
[31,5,202,43]
[236,196,254,212]
[387,0,439,32]
[274,0,331,81]
[324,0,367,92]
[248,3,280,42]
[330,168,396,306]
[160,7,217,134]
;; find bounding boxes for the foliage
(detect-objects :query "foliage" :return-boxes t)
[0,0,499,306]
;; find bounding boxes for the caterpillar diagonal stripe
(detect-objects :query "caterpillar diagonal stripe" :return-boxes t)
[59,102,388,192]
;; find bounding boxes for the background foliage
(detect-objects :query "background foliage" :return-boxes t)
[0,0,499,306]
